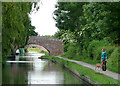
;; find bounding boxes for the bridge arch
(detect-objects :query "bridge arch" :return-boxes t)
[28,36,64,56]
[27,44,50,55]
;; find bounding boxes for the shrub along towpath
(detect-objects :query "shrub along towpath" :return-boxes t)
[56,56,120,81]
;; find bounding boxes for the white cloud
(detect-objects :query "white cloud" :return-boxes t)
[29,0,58,36]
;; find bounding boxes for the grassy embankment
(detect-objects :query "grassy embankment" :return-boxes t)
[41,51,119,84]
[41,54,119,84]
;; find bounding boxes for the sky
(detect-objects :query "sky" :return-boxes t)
[29,0,58,36]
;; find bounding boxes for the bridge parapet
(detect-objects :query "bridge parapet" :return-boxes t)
[29,36,62,41]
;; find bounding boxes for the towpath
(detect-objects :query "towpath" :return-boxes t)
[56,56,120,81]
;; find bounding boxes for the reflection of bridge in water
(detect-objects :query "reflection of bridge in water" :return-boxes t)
[28,36,64,56]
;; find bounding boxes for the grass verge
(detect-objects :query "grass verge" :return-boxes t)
[61,54,98,65]
[46,56,118,85]
[61,54,119,74]
[28,47,41,52]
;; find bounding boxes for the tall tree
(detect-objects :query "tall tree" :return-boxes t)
[2,2,38,63]
[54,2,120,44]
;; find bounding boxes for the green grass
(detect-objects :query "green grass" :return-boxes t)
[41,50,49,57]
[28,47,49,56]
[28,47,41,52]
[61,54,119,74]
[61,54,98,65]
[48,56,119,84]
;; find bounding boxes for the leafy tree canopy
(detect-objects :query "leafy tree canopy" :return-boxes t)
[2,2,38,62]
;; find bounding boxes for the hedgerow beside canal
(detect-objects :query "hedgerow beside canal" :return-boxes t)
[61,40,119,74]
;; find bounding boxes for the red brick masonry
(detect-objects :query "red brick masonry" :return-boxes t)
[29,36,64,56]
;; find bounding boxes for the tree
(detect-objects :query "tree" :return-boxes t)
[54,2,120,44]
[2,2,38,64]
[54,2,120,59]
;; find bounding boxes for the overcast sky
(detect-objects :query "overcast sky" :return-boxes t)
[29,0,58,36]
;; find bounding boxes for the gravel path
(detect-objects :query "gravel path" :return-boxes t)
[56,56,120,81]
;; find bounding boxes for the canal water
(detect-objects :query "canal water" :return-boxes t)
[2,51,87,85]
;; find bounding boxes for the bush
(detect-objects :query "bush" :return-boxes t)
[92,45,115,61]
[76,45,83,58]
[62,39,119,73]
[82,48,88,59]
[66,45,76,58]
[107,47,119,73]
[64,43,76,59]
[41,50,49,57]
[64,43,70,52]
[87,39,109,60]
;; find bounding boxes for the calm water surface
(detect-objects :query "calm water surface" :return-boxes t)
[2,51,87,85]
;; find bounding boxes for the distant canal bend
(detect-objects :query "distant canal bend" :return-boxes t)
[3,51,89,85]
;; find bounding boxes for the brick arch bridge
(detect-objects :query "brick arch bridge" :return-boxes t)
[28,36,64,56]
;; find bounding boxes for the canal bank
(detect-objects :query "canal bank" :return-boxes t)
[39,57,94,85]
[43,56,118,85]
[49,58,94,85]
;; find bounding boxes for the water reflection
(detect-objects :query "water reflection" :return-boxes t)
[2,51,85,85]
[28,62,64,84]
